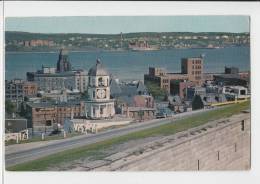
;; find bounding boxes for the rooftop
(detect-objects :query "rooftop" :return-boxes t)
[88,59,109,76]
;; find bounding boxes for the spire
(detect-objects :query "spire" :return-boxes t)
[96,58,101,65]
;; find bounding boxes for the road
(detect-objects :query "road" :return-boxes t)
[5,108,217,167]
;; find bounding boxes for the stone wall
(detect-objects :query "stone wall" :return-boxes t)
[94,112,250,171]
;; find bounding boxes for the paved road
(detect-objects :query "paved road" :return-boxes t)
[5,108,217,167]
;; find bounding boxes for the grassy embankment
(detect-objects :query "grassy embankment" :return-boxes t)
[7,101,250,171]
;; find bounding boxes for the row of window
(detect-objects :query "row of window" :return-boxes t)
[162,85,169,89]
[192,60,202,64]
[162,79,169,83]
[192,65,202,69]
[192,71,202,75]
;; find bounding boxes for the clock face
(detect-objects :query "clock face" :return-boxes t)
[97,89,106,99]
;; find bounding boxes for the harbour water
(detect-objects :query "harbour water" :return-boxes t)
[5,46,250,81]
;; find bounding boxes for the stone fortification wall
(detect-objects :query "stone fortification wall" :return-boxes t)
[93,112,250,171]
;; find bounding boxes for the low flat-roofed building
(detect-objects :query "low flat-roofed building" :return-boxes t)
[5,114,28,133]
[222,86,250,100]
[25,101,85,133]
[213,74,248,87]
[125,107,156,121]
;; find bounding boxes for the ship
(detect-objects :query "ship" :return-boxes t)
[128,39,160,51]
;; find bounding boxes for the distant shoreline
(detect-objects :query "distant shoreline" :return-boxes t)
[5,45,249,54]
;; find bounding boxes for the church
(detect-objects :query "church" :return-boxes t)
[84,59,115,119]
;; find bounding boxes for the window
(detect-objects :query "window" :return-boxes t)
[241,120,245,131]
[100,106,104,115]
[98,77,104,86]
[93,91,95,98]
[46,120,52,126]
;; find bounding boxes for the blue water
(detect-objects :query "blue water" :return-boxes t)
[5,46,250,81]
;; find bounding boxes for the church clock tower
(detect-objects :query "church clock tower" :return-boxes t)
[85,59,115,119]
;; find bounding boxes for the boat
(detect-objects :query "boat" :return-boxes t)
[129,39,159,51]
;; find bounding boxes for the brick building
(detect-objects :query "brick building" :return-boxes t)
[144,56,204,96]
[181,56,204,85]
[25,101,85,133]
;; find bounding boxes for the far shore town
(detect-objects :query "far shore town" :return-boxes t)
[5,48,250,143]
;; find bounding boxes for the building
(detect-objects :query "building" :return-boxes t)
[5,113,28,133]
[225,66,239,75]
[5,79,24,103]
[144,67,189,94]
[23,81,38,97]
[213,74,248,87]
[222,86,250,100]
[170,80,196,99]
[181,56,204,85]
[144,56,204,95]
[38,89,81,103]
[186,87,206,101]
[25,101,85,133]
[28,39,55,47]
[168,95,186,113]
[27,63,88,93]
[56,49,72,72]
[125,107,156,121]
[5,79,38,102]
[84,59,115,119]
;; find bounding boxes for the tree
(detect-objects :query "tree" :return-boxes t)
[192,95,204,110]
[19,102,27,117]
[145,82,168,101]
[5,100,16,114]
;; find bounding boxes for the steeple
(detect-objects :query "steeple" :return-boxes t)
[57,48,72,72]
[96,58,101,65]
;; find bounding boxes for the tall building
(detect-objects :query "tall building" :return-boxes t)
[56,49,72,72]
[85,59,115,119]
[5,79,38,102]
[181,56,204,85]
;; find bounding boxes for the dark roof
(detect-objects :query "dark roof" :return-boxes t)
[120,81,148,97]
[136,81,147,93]
[110,78,122,97]
[214,74,241,79]
[88,59,109,76]
[27,101,82,108]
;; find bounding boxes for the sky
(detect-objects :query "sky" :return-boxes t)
[5,16,250,34]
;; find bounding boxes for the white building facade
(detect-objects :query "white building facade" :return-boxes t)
[85,59,115,119]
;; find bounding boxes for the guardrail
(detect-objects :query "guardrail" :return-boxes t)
[210,98,249,107]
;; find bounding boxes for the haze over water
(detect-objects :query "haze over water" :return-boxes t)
[5,46,250,81]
